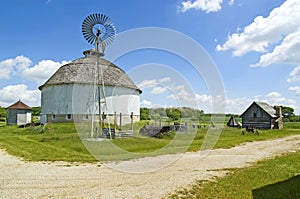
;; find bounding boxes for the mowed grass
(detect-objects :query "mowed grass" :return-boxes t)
[0,123,95,162]
[168,150,300,199]
[0,122,299,162]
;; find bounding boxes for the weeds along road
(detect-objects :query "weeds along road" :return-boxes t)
[1,134,300,198]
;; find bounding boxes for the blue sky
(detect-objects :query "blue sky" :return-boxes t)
[0,0,299,114]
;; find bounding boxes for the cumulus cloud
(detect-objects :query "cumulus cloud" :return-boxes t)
[254,28,300,67]
[22,60,69,84]
[216,0,300,59]
[287,65,300,83]
[194,92,297,114]
[0,56,31,79]
[263,91,296,107]
[140,99,152,107]
[0,84,40,107]
[0,56,67,85]
[137,77,199,108]
[151,86,168,95]
[179,0,223,13]
[137,79,158,89]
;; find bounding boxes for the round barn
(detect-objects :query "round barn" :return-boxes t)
[39,49,142,125]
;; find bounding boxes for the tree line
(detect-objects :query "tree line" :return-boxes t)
[275,106,300,122]
[140,107,204,121]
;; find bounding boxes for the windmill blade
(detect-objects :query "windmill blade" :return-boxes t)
[82,13,116,48]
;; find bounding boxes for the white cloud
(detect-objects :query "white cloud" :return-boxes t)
[288,65,300,83]
[159,77,171,83]
[0,56,31,79]
[289,86,300,95]
[195,94,213,113]
[194,92,297,114]
[0,56,67,85]
[151,86,168,95]
[0,84,40,107]
[228,0,234,7]
[179,0,223,13]
[254,28,300,67]
[224,97,251,114]
[266,91,281,98]
[22,60,68,84]
[196,94,212,103]
[137,79,157,89]
[265,91,296,107]
[216,0,300,58]
[140,99,152,107]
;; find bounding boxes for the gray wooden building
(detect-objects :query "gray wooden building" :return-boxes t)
[240,101,283,129]
[6,100,32,125]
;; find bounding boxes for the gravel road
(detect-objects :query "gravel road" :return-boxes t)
[1,134,300,198]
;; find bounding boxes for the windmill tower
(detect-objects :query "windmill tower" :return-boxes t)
[82,13,116,139]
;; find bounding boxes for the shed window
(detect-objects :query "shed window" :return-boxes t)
[52,114,56,120]
[66,114,72,120]
[253,113,257,118]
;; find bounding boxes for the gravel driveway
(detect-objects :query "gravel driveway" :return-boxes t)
[1,134,300,198]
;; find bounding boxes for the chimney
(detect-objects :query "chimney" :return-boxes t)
[276,106,282,117]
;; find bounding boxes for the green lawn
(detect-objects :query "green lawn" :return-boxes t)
[0,122,299,162]
[0,123,95,162]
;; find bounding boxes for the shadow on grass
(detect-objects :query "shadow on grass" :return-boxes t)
[252,175,300,199]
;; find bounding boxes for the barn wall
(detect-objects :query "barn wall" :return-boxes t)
[41,85,74,115]
[44,113,139,126]
[242,104,272,129]
[41,84,140,116]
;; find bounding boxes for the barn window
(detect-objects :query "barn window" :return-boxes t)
[52,114,56,120]
[253,113,257,118]
[66,114,72,120]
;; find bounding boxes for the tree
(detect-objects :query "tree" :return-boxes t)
[274,106,295,117]
[166,108,181,121]
[140,108,150,120]
[281,106,295,117]
[31,107,41,116]
[0,107,6,115]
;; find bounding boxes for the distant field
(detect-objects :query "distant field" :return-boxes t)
[0,122,299,162]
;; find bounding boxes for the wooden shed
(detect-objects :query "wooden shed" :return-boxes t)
[6,100,32,125]
[240,101,283,130]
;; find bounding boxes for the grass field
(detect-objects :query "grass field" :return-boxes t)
[168,150,300,199]
[0,121,299,198]
[0,122,299,162]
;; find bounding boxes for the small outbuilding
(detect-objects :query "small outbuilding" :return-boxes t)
[6,100,32,125]
[227,116,241,128]
[240,101,283,130]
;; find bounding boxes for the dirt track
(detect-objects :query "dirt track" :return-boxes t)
[1,134,300,198]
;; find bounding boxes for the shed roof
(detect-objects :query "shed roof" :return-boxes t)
[7,100,31,110]
[240,101,276,118]
[39,49,142,93]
